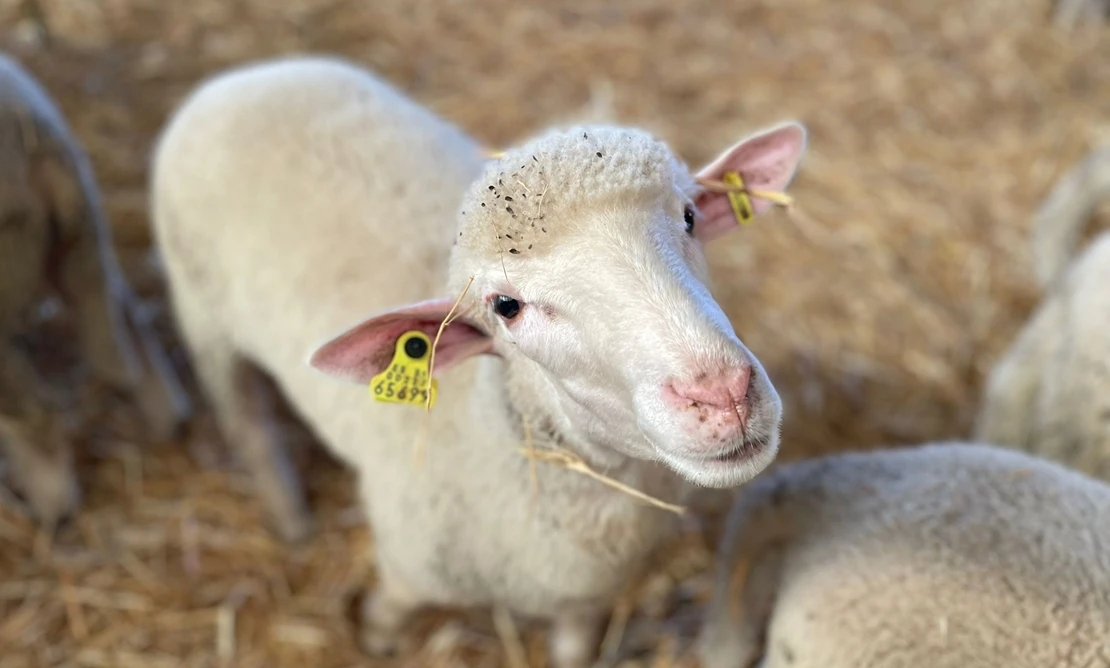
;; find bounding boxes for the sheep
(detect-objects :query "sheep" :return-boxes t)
[0,52,192,527]
[149,54,807,666]
[1053,0,1109,27]
[696,441,1110,668]
[974,146,1110,480]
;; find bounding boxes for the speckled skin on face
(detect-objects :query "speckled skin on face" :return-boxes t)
[455,126,697,261]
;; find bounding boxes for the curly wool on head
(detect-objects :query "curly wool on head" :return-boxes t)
[454,125,697,260]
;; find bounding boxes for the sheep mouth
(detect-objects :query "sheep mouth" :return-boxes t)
[707,437,767,464]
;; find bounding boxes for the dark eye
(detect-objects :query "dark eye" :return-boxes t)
[683,205,696,235]
[493,295,521,320]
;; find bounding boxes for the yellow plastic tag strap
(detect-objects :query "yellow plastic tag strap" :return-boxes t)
[369,330,438,408]
[722,171,755,225]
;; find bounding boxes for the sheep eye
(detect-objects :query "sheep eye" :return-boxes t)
[683,205,696,235]
[493,295,521,320]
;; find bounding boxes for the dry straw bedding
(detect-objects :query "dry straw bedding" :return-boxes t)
[0,0,1108,665]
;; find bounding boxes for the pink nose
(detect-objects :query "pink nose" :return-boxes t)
[663,366,753,420]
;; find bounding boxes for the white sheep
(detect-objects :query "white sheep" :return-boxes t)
[149,54,807,666]
[0,51,191,527]
[1053,0,1108,27]
[697,441,1110,668]
[974,146,1110,479]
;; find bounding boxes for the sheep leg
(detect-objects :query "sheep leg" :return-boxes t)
[549,607,605,668]
[0,349,80,529]
[55,228,192,441]
[54,220,142,391]
[191,344,313,543]
[123,300,193,442]
[359,573,424,657]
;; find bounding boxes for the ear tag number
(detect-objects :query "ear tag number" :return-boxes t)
[722,170,755,225]
[369,330,438,408]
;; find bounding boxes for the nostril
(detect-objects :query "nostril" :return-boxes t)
[731,366,752,402]
[666,365,754,412]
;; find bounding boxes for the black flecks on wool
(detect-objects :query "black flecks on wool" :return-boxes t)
[488,185,495,191]
[509,248,519,254]
[596,151,603,158]
[506,206,514,214]
[504,196,513,201]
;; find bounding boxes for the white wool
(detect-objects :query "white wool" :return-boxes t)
[975,146,1110,480]
[150,54,788,668]
[698,442,1110,668]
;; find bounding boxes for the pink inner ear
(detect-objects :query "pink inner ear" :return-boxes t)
[692,122,807,242]
[308,298,494,384]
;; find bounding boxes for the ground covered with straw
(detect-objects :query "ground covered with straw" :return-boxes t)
[0,0,1108,665]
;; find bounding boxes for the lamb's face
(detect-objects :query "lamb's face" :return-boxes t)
[310,123,807,489]
[461,189,782,488]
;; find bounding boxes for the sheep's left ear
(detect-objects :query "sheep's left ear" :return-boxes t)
[692,122,807,242]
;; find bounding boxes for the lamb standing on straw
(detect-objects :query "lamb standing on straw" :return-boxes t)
[697,442,1110,668]
[975,146,1110,479]
[0,52,191,528]
[150,55,806,666]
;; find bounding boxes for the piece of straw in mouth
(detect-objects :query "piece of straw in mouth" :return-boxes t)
[414,275,476,466]
[519,446,687,515]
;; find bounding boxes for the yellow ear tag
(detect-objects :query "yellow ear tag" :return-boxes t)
[369,331,438,408]
[722,170,755,225]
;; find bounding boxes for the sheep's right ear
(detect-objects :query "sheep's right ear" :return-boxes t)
[308,298,494,384]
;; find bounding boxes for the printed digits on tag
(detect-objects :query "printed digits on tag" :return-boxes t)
[397,386,407,400]
[386,382,395,398]
[373,382,383,395]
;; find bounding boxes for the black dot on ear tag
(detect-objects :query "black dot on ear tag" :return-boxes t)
[405,336,429,360]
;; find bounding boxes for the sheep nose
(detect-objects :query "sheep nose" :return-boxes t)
[662,365,752,422]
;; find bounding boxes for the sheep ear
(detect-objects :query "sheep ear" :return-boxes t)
[692,122,807,242]
[308,298,493,384]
